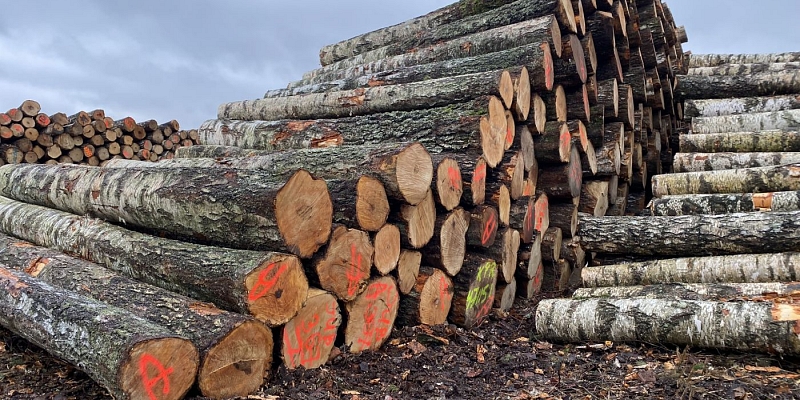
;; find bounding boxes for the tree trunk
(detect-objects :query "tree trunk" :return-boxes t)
[396,267,454,327]
[396,189,437,249]
[647,191,800,216]
[493,277,517,312]
[0,267,199,400]
[578,211,800,256]
[423,208,471,276]
[591,141,620,176]
[174,145,259,159]
[344,276,400,354]
[396,249,422,295]
[481,228,520,283]
[310,225,374,302]
[534,121,572,164]
[431,154,464,211]
[0,197,309,327]
[538,144,583,199]
[580,252,800,288]
[0,164,333,258]
[683,94,800,119]
[466,204,500,248]
[373,224,401,275]
[549,201,578,237]
[486,150,526,200]
[573,282,800,301]
[509,197,535,244]
[535,297,800,354]
[688,62,800,77]
[281,288,342,370]
[675,71,800,99]
[0,234,273,398]
[680,130,800,153]
[542,258,571,292]
[579,180,609,216]
[651,163,800,197]
[597,78,618,118]
[516,261,544,299]
[688,52,800,68]
[450,255,498,329]
[673,152,800,172]
[691,109,800,134]
[561,235,586,269]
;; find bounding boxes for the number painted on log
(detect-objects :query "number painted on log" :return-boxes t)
[283,302,339,367]
[138,354,174,400]
[248,262,289,302]
[357,282,398,349]
[346,244,366,298]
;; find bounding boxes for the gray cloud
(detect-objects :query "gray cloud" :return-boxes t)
[0,1,796,129]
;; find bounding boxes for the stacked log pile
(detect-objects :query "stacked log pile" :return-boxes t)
[536,53,800,355]
[0,100,200,166]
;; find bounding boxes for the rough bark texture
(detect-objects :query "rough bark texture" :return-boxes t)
[573,282,800,301]
[688,53,800,68]
[578,212,800,256]
[652,163,800,197]
[450,255,498,329]
[579,180,609,216]
[680,131,800,153]
[538,145,583,199]
[466,205,499,248]
[647,191,800,216]
[683,94,800,119]
[675,71,800,99]
[673,152,800,173]
[0,267,199,400]
[542,258,572,292]
[691,109,800,134]
[580,252,800,287]
[281,289,342,370]
[423,208,470,276]
[174,145,259,159]
[0,197,308,327]
[344,276,399,354]
[480,228,520,284]
[548,201,578,237]
[688,62,800,77]
[535,297,800,354]
[396,267,454,327]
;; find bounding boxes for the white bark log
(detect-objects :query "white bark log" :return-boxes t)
[683,95,800,119]
[689,53,800,68]
[691,109,800,134]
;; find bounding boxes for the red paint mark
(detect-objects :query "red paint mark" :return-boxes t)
[559,130,571,158]
[346,244,365,298]
[535,197,548,233]
[283,302,339,367]
[438,274,452,312]
[138,354,173,400]
[357,282,398,349]
[248,263,289,302]
[542,43,554,90]
[505,126,514,147]
[481,212,497,246]
[524,205,534,235]
[447,166,462,191]
[474,293,495,324]
[472,163,487,184]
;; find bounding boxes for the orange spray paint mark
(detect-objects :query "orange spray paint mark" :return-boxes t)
[248,263,288,302]
[138,354,173,400]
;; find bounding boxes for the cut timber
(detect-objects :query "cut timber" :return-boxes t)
[481,228,520,283]
[542,259,572,292]
[680,131,800,153]
[691,109,800,134]
[282,289,341,370]
[533,121,572,164]
[0,235,272,398]
[579,181,609,216]
[396,267,454,327]
[673,152,800,173]
[467,205,499,248]
[688,52,800,68]
[549,202,578,237]
[356,176,391,232]
[0,197,308,326]
[313,226,374,301]
[396,250,422,295]
[432,155,464,211]
[373,224,401,275]
[542,227,563,263]
[344,276,399,354]
[493,278,517,312]
[175,145,258,159]
[591,141,621,176]
[651,163,800,197]
[538,144,583,199]
[648,191,800,216]
[0,164,333,258]
[578,212,800,256]
[683,94,800,119]
[0,267,198,400]
[397,189,437,249]
[688,62,800,76]
[675,71,800,99]
[536,297,800,354]
[517,262,544,298]
[450,255,498,329]
[573,282,800,301]
[580,252,800,287]
[488,184,511,227]
[423,208,470,276]
[518,235,543,281]
[486,150,525,200]
[511,66,532,120]
[561,236,586,269]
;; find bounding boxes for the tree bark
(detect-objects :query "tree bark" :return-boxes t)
[651,163,800,197]
[516,261,544,299]
[579,211,800,256]
[535,297,800,354]
[450,255,498,329]
[542,258,572,292]
[0,267,199,400]
[647,191,800,216]
[396,267,454,327]
[683,94,800,119]
[423,208,470,276]
[688,52,800,68]
[396,249,422,295]
[174,145,260,159]
[538,144,583,199]
[675,71,800,99]
[344,276,399,354]
[688,62,800,77]
[0,197,309,327]
[680,131,800,153]
[573,282,800,301]
[534,121,572,164]
[481,228,520,284]
[691,109,800,134]
[373,224,401,275]
[281,288,342,370]
[541,227,563,263]
[579,180,609,216]
[548,201,578,237]
[466,204,499,248]
[673,152,800,172]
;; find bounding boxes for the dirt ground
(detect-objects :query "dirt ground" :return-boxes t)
[2,298,799,400]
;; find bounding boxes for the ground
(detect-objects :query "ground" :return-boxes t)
[2,298,799,400]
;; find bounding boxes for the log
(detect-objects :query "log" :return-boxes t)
[561,236,586,269]
[688,62,800,77]
[0,164,333,258]
[675,71,800,99]
[423,208,470,276]
[578,180,609,216]
[493,277,517,312]
[466,204,499,248]
[580,252,800,287]
[683,94,800,119]
[481,228,520,284]
[529,93,548,134]
[535,297,800,354]
[18,100,41,117]
[0,266,199,400]
[538,144,582,199]
[431,154,463,211]
[281,289,341,370]
[542,258,571,292]
[344,276,399,353]
[688,52,800,68]
[312,225,374,301]
[541,227,563,263]
[533,121,572,164]
[517,261,544,299]
[486,150,525,200]
[396,250,422,295]
[0,235,273,398]
[673,152,800,173]
[573,282,800,301]
[591,141,620,176]
[597,78,619,118]
[651,163,800,197]
[396,267,454,327]
[691,109,800,134]
[450,255,498,329]
[548,201,578,237]
[647,191,800,216]
[680,131,800,153]
[511,66,532,120]
[396,189,437,249]
[0,197,308,326]
[373,224,401,275]
[579,211,800,256]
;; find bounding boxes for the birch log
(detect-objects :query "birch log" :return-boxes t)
[688,52,800,68]
[675,71,800,99]
[652,163,800,197]
[680,131,800,153]
[673,152,800,172]
[691,109,800,134]
[683,94,800,119]
[573,282,800,301]
[648,191,800,216]
[688,62,800,76]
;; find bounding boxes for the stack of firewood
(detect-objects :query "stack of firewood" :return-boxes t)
[0,100,200,166]
[536,52,800,355]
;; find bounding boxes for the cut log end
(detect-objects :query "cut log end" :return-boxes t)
[499,229,521,283]
[120,338,199,400]
[531,93,547,134]
[401,189,436,249]
[469,157,488,205]
[513,66,532,121]
[437,208,471,276]
[435,157,464,211]
[373,224,401,275]
[199,320,273,398]
[468,205,499,248]
[394,143,434,205]
[396,250,422,295]
[276,169,333,258]
[499,70,514,109]
[418,268,455,326]
[282,290,341,370]
[245,254,308,326]
[356,176,390,232]
[451,259,498,329]
[315,226,374,301]
[494,278,517,312]
[481,96,508,168]
[345,277,399,354]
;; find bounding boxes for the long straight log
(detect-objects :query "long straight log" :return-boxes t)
[683,94,800,119]
[673,152,800,172]
[675,71,800,99]
[680,131,800,153]
[691,109,800,134]
[0,266,199,400]
[647,191,800,216]
[574,282,800,301]
[579,212,800,256]
[0,197,308,326]
[651,163,800,197]
[535,297,800,354]
[688,62,800,76]
[688,52,800,68]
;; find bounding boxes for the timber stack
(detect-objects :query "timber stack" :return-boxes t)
[0,0,695,397]
[0,100,201,166]
[536,52,800,356]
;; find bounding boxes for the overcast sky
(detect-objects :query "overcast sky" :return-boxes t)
[0,1,797,129]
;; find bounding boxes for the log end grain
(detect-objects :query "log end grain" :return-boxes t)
[435,157,464,211]
[245,253,308,326]
[315,226,374,301]
[282,289,341,370]
[373,224,401,275]
[276,170,333,258]
[345,276,399,354]
[499,70,515,109]
[356,176,390,232]
[418,267,454,326]
[481,96,508,168]
[401,189,436,249]
[513,66,532,121]
[396,249,422,295]
[119,338,199,400]
[393,143,433,205]
[199,320,274,398]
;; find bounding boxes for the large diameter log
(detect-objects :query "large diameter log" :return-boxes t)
[0,164,332,258]
[692,109,800,134]
[450,255,498,329]
[673,152,800,172]
[579,212,800,256]
[312,226,374,301]
[432,155,464,211]
[688,62,800,77]
[688,52,800,68]
[680,131,800,153]
[648,191,800,216]
[581,252,800,287]
[396,267,454,327]
[0,197,308,326]
[651,163,800,197]
[423,208,470,276]
[0,267,199,400]
[675,71,800,99]
[344,276,400,354]
[282,289,341,370]
[0,235,272,398]
[574,282,800,301]
[535,297,800,354]
[683,94,800,119]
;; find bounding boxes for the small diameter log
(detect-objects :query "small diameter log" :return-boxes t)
[396,189,437,249]
[688,53,800,68]
[541,227,563,263]
[517,125,536,172]
[538,144,582,199]
[548,201,578,237]
[573,282,800,302]
[680,131,800,153]
[0,197,308,326]
[648,191,800,216]
[487,184,512,227]
[535,297,800,354]
[529,92,548,134]
[432,155,464,211]
[581,252,800,288]
[345,276,400,354]
[517,261,544,299]
[542,259,571,292]
[18,100,41,117]
[683,94,800,119]
[578,212,800,256]
[534,121,572,164]
[282,289,341,370]
[467,204,499,248]
[396,267,454,327]
[462,155,489,206]
[494,278,517,312]
[486,150,526,200]
[0,267,198,400]
[673,152,800,173]
[651,163,800,197]
[579,180,609,216]
[675,71,800,99]
[450,255,498,329]
[561,236,586,269]
[482,228,520,284]
[597,78,619,118]
[312,226,374,301]
[373,224,401,275]
[0,235,272,398]
[691,109,800,134]
[591,141,620,176]
[396,250,422,295]
[542,85,567,123]
[423,208,470,277]
[512,66,532,120]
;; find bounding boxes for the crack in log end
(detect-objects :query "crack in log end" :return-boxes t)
[310,133,344,148]
[0,267,28,296]
[188,302,225,317]
[772,303,800,323]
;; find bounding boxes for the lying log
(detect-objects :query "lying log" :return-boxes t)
[581,252,800,287]
[450,255,498,329]
[533,121,572,164]
[573,282,800,301]
[0,197,308,326]
[481,228,520,284]
[675,71,800,99]
[579,211,800,256]
[0,164,332,258]
[431,154,464,211]
[466,205,499,248]
[423,208,470,276]
[396,250,422,295]
[174,145,258,159]
[683,94,800,119]
[517,262,544,299]
[373,224,401,275]
[0,235,272,398]
[493,278,517,312]
[579,180,609,216]
[312,226,374,301]
[652,163,800,197]
[561,236,586,270]
[282,289,341,370]
[673,152,800,172]
[396,189,437,249]
[344,276,399,354]
[680,131,800,153]
[549,202,578,237]
[0,266,199,400]
[647,191,800,216]
[542,258,571,292]
[535,297,800,354]
[541,227,562,263]
[396,267,454,327]
[691,109,800,134]
[688,52,800,68]
[688,62,800,76]
[538,144,583,199]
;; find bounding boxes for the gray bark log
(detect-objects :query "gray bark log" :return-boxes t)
[675,71,800,99]
[688,52,800,68]
[688,62,800,76]
[691,109,800,134]
[648,191,800,216]
[673,152,800,172]
[651,163,800,197]
[684,94,800,120]
[679,131,800,153]
[573,282,800,301]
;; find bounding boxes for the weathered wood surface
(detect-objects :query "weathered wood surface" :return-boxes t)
[648,191,800,216]
[683,94,800,119]
[680,131,800,153]
[395,250,422,295]
[675,71,800,99]
[691,109,800,134]
[423,208,470,276]
[536,297,800,354]
[573,282,800,301]
[688,62,800,76]
[579,212,800,256]
[652,163,800,197]
[688,52,800,68]
[0,266,199,400]
[673,152,800,172]
[311,226,374,302]
[0,196,308,327]
[581,252,800,287]
[174,145,259,159]
[450,256,498,329]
